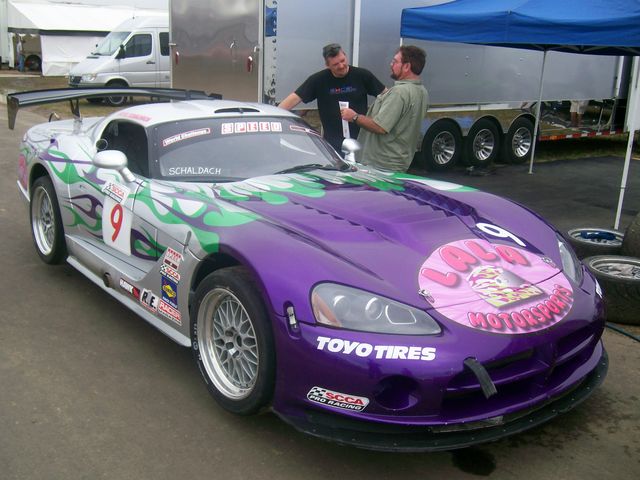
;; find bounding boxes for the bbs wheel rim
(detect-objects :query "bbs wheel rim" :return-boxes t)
[512,127,532,158]
[432,131,456,165]
[32,186,55,255]
[197,288,259,399]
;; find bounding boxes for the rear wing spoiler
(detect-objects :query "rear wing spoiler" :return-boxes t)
[6,87,222,130]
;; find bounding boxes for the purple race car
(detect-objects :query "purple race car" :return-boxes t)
[9,88,607,451]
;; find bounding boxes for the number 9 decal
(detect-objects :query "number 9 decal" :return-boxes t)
[103,196,132,255]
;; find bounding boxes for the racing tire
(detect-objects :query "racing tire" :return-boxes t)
[502,117,534,164]
[30,176,67,264]
[421,121,462,171]
[25,54,41,72]
[105,81,128,107]
[584,255,640,325]
[621,212,640,257]
[567,228,623,259]
[190,267,275,415]
[464,119,500,167]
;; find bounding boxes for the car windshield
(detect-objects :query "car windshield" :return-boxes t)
[152,117,347,182]
[92,31,131,55]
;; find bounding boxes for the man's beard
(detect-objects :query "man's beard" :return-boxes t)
[390,72,399,80]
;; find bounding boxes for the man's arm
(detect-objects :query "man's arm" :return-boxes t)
[278,93,303,110]
[340,107,387,135]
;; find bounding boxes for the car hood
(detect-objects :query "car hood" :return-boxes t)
[69,56,116,76]
[209,168,570,315]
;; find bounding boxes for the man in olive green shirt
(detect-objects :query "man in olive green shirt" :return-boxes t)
[340,45,429,172]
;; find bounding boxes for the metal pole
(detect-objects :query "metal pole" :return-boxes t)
[614,130,636,229]
[528,49,548,175]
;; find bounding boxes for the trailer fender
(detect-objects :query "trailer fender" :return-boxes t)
[421,119,463,172]
[464,116,502,167]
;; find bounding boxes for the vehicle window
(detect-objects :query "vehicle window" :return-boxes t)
[159,32,169,56]
[93,31,130,56]
[124,34,152,58]
[100,121,149,177]
[152,117,345,182]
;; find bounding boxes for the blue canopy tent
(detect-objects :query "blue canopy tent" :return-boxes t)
[400,0,640,228]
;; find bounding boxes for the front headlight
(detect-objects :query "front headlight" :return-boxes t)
[311,283,441,335]
[81,73,97,82]
[557,234,583,284]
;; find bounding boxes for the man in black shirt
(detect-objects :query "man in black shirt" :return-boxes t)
[279,43,386,153]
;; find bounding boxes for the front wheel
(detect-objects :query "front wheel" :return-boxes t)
[191,267,275,415]
[105,81,128,107]
[30,176,67,264]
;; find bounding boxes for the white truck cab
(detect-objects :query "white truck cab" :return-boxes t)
[69,15,169,106]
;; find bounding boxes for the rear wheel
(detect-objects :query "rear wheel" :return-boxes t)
[191,267,275,415]
[422,121,462,171]
[465,119,500,167]
[30,176,67,264]
[502,117,534,164]
[106,81,128,107]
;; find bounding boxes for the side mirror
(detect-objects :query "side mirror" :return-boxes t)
[341,138,361,164]
[93,150,135,183]
[116,45,125,59]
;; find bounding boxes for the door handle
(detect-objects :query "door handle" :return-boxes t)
[146,60,156,65]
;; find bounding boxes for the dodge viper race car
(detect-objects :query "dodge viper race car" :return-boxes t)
[8,88,607,452]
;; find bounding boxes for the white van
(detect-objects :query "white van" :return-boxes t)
[68,15,169,106]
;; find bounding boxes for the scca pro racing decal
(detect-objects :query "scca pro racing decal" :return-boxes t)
[306,386,369,412]
[419,238,574,334]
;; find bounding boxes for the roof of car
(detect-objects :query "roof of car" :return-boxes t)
[110,99,299,127]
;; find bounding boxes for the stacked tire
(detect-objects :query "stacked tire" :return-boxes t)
[575,214,640,325]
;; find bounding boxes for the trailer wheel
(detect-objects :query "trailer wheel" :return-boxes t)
[621,212,640,257]
[465,119,500,167]
[422,121,462,171]
[502,117,534,164]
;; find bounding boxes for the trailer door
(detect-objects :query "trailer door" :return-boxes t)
[170,0,261,100]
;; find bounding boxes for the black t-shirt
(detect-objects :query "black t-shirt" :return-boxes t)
[295,66,386,152]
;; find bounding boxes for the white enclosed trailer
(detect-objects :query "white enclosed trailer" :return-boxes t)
[170,0,632,170]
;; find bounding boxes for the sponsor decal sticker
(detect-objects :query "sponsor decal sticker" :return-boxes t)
[160,263,181,283]
[161,276,178,308]
[167,166,222,176]
[316,336,436,361]
[158,300,181,325]
[119,112,152,122]
[119,278,140,300]
[418,237,574,334]
[102,196,132,255]
[163,247,183,270]
[162,127,211,147]
[140,289,159,313]
[306,386,369,412]
[102,181,130,204]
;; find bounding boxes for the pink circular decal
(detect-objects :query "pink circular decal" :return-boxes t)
[419,239,574,334]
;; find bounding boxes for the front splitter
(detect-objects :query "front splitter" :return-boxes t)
[276,348,608,452]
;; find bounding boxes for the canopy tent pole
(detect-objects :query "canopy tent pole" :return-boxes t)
[528,50,548,175]
[614,129,637,229]
[614,58,640,229]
